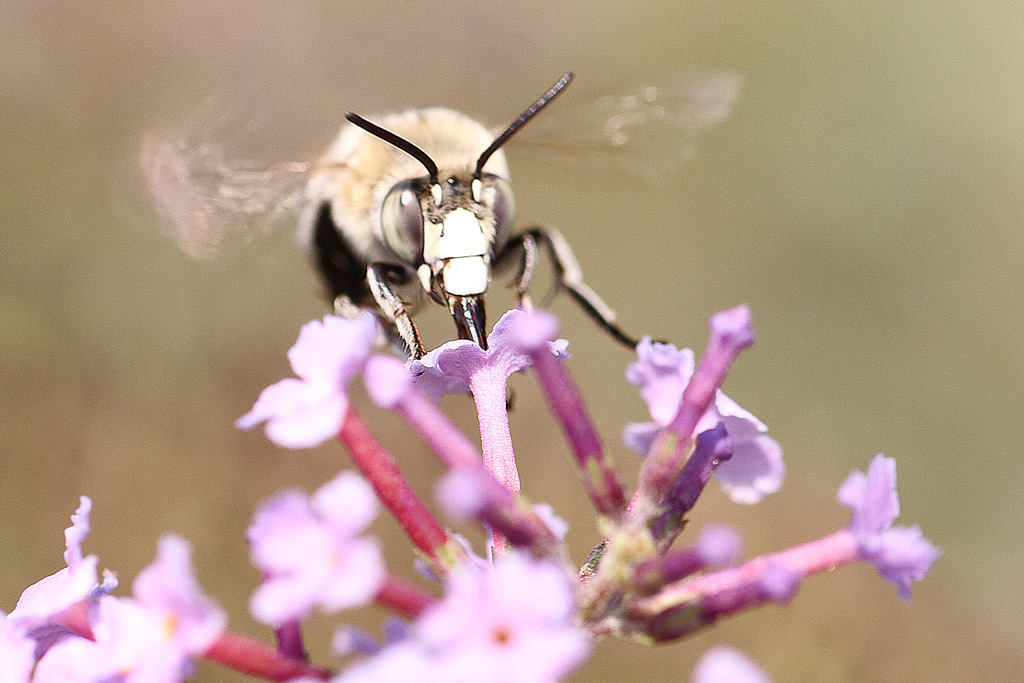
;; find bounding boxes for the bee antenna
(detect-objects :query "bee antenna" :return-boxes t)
[475,72,574,178]
[345,112,440,185]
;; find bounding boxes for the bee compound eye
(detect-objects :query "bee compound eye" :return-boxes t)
[380,181,425,265]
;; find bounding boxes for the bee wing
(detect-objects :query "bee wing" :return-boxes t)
[140,107,313,258]
[509,70,741,182]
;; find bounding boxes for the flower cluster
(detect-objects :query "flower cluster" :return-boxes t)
[4,305,939,682]
[4,498,225,683]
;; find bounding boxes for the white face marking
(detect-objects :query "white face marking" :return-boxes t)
[442,256,489,296]
[471,177,483,202]
[432,208,488,260]
[431,183,443,207]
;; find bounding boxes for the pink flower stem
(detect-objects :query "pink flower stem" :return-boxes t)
[631,530,857,641]
[374,574,437,619]
[467,370,517,551]
[381,373,558,555]
[338,407,450,561]
[468,367,520,495]
[527,349,626,518]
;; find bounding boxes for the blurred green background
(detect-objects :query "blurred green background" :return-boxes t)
[2,1,1021,681]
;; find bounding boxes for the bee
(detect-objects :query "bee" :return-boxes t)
[142,72,739,358]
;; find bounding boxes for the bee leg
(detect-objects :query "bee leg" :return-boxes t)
[367,263,426,359]
[505,232,539,310]
[497,227,641,349]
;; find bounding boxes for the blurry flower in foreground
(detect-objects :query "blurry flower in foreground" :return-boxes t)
[623,338,784,504]
[339,552,590,683]
[129,535,226,655]
[34,535,225,683]
[236,312,378,448]
[692,645,771,683]
[694,523,744,567]
[336,641,434,683]
[247,471,385,624]
[417,552,590,683]
[839,454,941,600]
[8,497,101,628]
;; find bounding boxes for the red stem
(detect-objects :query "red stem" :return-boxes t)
[530,349,626,518]
[374,574,437,619]
[205,632,331,681]
[338,407,449,560]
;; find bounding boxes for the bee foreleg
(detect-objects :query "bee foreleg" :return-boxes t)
[497,227,640,349]
[367,264,426,359]
[498,232,538,310]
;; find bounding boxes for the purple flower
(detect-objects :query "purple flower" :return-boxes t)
[34,535,226,683]
[626,342,696,426]
[838,454,940,600]
[624,338,784,504]
[692,645,772,683]
[839,453,899,536]
[236,312,378,448]
[247,471,385,624]
[410,308,568,402]
[8,497,101,628]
